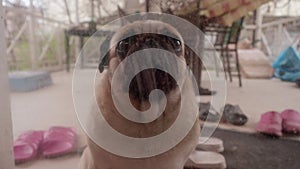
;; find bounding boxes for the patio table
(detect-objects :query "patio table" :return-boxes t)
[65,23,113,72]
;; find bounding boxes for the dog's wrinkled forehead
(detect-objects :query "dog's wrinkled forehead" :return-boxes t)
[111,20,183,46]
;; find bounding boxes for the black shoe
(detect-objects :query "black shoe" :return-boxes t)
[221,104,248,126]
[199,102,221,122]
[199,87,216,95]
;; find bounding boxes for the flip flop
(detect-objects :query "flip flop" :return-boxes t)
[14,130,44,163]
[221,104,248,126]
[197,137,224,153]
[185,150,226,169]
[256,111,283,137]
[41,126,76,158]
[281,109,300,134]
[199,102,221,122]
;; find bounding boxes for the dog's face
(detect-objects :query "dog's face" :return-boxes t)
[106,20,186,102]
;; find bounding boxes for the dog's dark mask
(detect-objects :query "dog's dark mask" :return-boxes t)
[116,33,183,58]
[102,33,184,101]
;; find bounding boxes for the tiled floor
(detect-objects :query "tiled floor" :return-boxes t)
[11,70,300,168]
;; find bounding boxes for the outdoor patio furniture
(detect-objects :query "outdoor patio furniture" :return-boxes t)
[64,22,113,72]
[224,17,244,87]
[159,2,212,94]
[65,22,97,72]
[237,49,273,79]
[160,0,271,88]
[204,18,244,87]
[9,71,53,92]
[205,22,230,79]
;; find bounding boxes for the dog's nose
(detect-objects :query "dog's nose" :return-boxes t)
[144,38,159,48]
[145,38,154,46]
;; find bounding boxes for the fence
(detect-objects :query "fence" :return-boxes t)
[4,4,300,70]
[244,15,300,61]
[4,5,77,72]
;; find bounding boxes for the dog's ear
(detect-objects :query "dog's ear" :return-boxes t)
[98,35,111,73]
[184,45,192,67]
[98,52,109,73]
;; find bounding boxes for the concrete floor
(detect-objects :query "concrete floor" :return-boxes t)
[12,71,84,169]
[11,70,300,168]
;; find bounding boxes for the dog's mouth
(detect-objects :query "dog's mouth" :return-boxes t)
[116,33,183,101]
[129,69,177,101]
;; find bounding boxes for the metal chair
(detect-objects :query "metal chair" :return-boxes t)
[205,23,230,79]
[204,17,244,87]
[224,17,244,87]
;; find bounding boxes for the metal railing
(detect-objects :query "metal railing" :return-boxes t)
[4,5,77,71]
[244,16,300,61]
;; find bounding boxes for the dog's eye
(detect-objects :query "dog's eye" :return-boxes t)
[116,40,129,58]
[117,41,128,51]
[173,39,182,53]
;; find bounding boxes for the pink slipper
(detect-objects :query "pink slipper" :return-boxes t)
[41,126,76,157]
[256,111,283,137]
[281,109,300,134]
[14,130,44,163]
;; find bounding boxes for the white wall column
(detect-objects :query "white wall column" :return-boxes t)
[0,0,15,168]
[255,7,263,48]
[28,0,37,70]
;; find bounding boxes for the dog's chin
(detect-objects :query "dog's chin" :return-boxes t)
[128,69,177,102]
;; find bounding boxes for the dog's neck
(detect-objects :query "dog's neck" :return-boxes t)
[83,70,199,169]
[95,71,181,138]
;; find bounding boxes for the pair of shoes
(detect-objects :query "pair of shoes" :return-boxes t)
[256,109,300,137]
[14,126,76,164]
[185,136,226,169]
[199,102,221,122]
[199,103,248,126]
[221,104,248,126]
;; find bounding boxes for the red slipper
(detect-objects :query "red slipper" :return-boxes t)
[14,130,44,163]
[256,111,283,137]
[281,109,300,134]
[41,126,76,157]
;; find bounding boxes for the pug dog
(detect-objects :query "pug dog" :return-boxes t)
[79,20,200,169]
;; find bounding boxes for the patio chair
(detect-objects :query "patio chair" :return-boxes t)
[206,17,244,87]
[205,22,230,79]
[224,17,245,87]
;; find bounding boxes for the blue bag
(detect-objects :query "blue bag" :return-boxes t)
[272,46,300,82]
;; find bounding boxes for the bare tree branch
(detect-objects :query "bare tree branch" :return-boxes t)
[96,0,102,19]
[75,0,80,23]
[63,0,73,24]
[99,0,112,16]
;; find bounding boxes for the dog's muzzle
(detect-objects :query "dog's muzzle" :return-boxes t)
[116,34,183,101]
